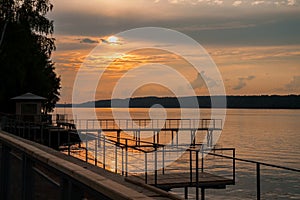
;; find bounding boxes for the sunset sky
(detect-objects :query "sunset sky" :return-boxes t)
[48,0,300,103]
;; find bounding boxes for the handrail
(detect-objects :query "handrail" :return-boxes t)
[0,130,154,200]
[204,149,300,200]
[76,118,223,130]
[205,151,300,173]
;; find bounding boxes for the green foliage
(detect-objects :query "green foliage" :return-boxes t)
[0,0,60,113]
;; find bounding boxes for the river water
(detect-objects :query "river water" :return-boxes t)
[54,108,300,200]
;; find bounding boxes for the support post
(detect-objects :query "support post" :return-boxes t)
[201,148,204,173]
[201,188,205,200]
[176,131,179,147]
[189,150,192,183]
[121,148,124,176]
[207,130,213,148]
[67,131,70,156]
[94,138,98,166]
[184,187,188,199]
[257,163,261,200]
[145,153,148,184]
[196,150,199,200]
[125,139,128,177]
[103,136,106,169]
[162,147,165,175]
[85,133,88,162]
[115,144,118,173]
[97,131,101,148]
[117,130,120,144]
[233,149,236,183]
[154,145,158,185]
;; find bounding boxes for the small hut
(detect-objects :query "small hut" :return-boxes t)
[11,93,46,122]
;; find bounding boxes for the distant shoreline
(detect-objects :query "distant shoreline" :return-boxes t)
[56,95,300,109]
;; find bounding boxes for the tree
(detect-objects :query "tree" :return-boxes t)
[0,0,60,114]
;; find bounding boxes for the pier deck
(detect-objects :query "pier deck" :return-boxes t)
[77,118,222,131]
[76,118,223,147]
[137,172,234,190]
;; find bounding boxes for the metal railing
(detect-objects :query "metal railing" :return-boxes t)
[1,117,81,149]
[66,131,235,185]
[75,118,223,131]
[203,150,300,200]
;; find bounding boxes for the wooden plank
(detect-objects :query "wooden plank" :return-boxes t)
[137,172,234,189]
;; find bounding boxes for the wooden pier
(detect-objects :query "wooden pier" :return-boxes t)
[76,118,222,148]
[72,118,235,200]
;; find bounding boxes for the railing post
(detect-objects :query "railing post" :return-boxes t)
[201,188,205,200]
[196,150,199,200]
[154,145,158,185]
[85,132,88,162]
[125,139,128,177]
[95,137,98,166]
[103,135,106,169]
[121,147,124,176]
[257,163,261,200]
[67,130,71,155]
[189,150,193,183]
[233,149,236,183]
[171,131,174,146]
[184,187,188,199]
[176,131,179,147]
[97,131,101,148]
[162,147,165,175]
[201,148,204,173]
[115,143,118,173]
[145,152,148,184]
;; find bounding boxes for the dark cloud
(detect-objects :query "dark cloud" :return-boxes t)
[190,71,218,89]
[191,72,205,89]
[50,4,300,46]
[285,76,300,91]
[233,75,255,90]
[80,38,98,44]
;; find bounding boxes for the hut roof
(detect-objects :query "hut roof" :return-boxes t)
[11,93,46,101]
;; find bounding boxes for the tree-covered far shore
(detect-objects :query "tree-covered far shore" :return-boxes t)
[0,0,60,114]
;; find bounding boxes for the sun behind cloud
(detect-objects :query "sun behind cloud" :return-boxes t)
[107,36,119,44]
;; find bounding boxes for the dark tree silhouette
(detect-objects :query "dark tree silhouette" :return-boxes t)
[0,0,60,114]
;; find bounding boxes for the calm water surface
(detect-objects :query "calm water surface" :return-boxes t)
[55,108,300,199]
